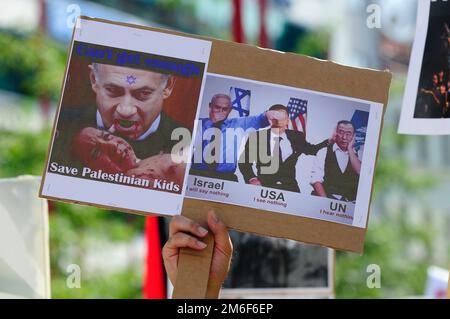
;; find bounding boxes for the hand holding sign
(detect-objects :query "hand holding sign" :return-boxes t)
[163,210,233,291]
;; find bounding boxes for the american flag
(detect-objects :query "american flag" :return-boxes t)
[287,97,307,134]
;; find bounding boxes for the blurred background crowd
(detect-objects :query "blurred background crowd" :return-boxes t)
[0,0,449,298]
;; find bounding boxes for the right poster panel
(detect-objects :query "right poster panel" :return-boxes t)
[399,0,450,134]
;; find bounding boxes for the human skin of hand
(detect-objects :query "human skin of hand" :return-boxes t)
[162,210,233,298]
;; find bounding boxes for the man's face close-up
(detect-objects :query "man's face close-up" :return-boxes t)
[209,96,232,123]
[335,123,355,151]
[90,64,173,140]
[72,127,138,174]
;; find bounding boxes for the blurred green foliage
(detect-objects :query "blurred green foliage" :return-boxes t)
[294,29,329,60]
[0,129,51,177]
[51,268,143,299]
[49,202,144,298]
[0,31,66,99]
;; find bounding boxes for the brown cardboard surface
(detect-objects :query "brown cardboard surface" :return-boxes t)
[40,16,391,298]
[182,198,367,252]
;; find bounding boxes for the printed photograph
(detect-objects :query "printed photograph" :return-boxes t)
[41,18,211,215]
[399,0,450,134]
[186,73,383,227]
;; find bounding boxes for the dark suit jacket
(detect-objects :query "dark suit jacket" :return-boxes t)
[238,129,328,192]
[49,105,187,169]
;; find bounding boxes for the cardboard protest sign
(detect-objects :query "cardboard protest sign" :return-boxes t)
[183,37,390,254]
[399,0,450,134]
[41,17,391,255]
[40,17,211,215]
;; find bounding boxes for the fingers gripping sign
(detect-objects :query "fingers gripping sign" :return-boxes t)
[163,210,233,298]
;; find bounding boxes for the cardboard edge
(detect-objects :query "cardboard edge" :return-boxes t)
[38,21,78,200]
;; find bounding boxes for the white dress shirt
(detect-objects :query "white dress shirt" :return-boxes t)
[270,131,293,162]
[310,143,361,184]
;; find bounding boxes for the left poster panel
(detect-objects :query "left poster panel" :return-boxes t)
[40,17,212,216]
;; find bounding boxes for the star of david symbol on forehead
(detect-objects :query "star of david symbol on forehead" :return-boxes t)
[126,75,137,85]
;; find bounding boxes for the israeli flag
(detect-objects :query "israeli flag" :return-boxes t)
[229,87,251,118]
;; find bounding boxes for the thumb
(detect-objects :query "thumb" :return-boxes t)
[207,210,232,257]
